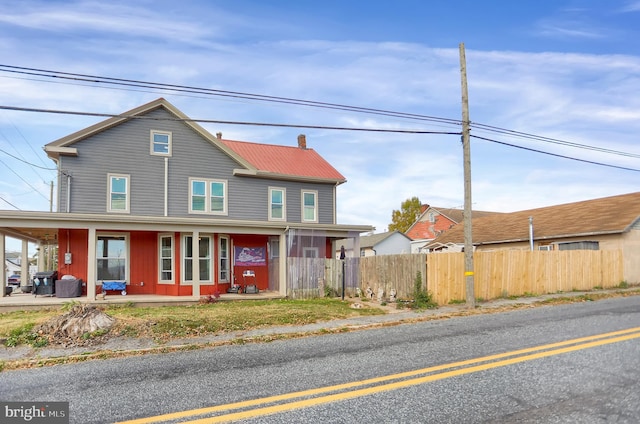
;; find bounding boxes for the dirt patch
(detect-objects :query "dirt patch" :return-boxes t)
[35,304,115,348]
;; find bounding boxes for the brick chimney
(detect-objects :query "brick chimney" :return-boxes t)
[297,134,307,149]
[216,132,222,139]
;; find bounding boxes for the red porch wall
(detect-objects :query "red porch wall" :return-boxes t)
[57,229,89,294]
[128,231,156,294]
[232,234,269,291]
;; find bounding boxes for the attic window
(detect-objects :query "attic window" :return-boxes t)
[150,130,172,156]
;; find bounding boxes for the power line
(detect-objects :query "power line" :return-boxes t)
[0,157,50,201]
[0,147,57,170]
[471,135,640,172]
[0,195,20,210]
[1,64,637,162]
[471,123,640,159]
[0,64,463,127]
[1,103,639,174]
[0,105,461,135]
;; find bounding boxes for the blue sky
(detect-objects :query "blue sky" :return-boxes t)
[2,0,640,251]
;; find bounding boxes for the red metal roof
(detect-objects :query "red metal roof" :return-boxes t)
[220,139,346,181]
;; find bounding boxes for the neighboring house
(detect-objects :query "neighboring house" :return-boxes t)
[359,231,412,256]
[425,192,640,283]
[0,98,372,298]
[405,204,498,253]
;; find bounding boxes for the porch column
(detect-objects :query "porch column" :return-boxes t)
[278,231,287,296]
[21,240,29,286]
[87,227,97,300]
[37,242,44,272]
[0,235,6,297]
[192,231,201,299]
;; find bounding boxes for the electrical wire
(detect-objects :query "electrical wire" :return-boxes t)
[1,64,637,162]
[0,105,461,135]
[471,135,640,172]
[0,195,20,210]
[0,147,57,170]
[0,157,50,201]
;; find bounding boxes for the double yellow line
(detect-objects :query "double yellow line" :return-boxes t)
[118,326,640,424]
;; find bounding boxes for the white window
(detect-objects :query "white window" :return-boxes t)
[302,190,318,222]
[269,187,286,221]
[218,235,229,283]
[303,247,318,258]
[97,235,128,282]
[108,173,130,213]
[189,178,227,215]
[159,234,174,283]
[269,238,280,259]
[150,130,172,156]
[183,235,211,282]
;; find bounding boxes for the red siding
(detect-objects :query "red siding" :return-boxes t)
[231,234,269,290]
[57,229,89,294]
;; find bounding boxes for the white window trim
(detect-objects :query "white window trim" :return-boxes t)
[107,173,130,213]
[181,234,213,284]
[96,233,129,283]
[218,235,230,283]
[150,130,172,156]
[303,247,319,258]
[158,233,174,284]
[189,178,228,215]
[301,190,318,223]
[268,187,286,221]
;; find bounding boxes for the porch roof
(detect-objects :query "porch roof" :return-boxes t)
[0,210,373,245]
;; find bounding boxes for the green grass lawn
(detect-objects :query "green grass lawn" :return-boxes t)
[0,298,386,347]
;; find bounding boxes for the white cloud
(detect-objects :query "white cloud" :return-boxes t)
[1,0,640,243]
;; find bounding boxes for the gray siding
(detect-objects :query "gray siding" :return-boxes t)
[375,234,412,255]
[58,108,336,223]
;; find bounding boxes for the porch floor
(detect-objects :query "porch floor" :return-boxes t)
[0,290,286,312]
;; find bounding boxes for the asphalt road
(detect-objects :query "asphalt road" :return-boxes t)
[1,295,639,423]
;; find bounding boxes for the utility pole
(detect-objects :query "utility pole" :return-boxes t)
[460,42,475,308]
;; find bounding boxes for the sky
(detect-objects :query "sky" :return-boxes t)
[1,0,640,252]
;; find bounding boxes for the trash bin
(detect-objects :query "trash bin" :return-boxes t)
[33,271,58,297]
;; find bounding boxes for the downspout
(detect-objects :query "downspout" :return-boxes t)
[66,173,71,213]
[164,157,169,217]
[529,216,534,251]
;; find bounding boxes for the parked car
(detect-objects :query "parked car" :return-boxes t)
[7,274,20,287]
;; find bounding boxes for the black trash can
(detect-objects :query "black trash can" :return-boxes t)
[33,271,58,297]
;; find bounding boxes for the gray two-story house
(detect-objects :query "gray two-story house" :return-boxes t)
[0,98,371,299]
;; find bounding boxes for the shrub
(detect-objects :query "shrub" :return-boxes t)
[411,271,437,310]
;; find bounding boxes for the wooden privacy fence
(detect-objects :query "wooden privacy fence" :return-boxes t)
[427,250,624,305]
[286,257,359,299]
[285,250,624,303]
[359,254,427,299]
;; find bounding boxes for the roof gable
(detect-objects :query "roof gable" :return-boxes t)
[428,192,640,247]
[405,205,500,240]
[360,230,411,248]
[44,98,344,183]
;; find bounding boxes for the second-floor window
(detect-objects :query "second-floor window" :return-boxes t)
[108,173,130,213]
[302,190,318,222]
[150,130,172,156]
[189,178,227,215]
[269,187,286,221]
